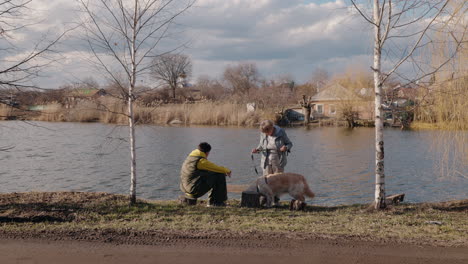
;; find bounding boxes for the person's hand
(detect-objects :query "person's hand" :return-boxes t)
[252,148,258,154]
[280,146,288,152]
[226,171,232,177]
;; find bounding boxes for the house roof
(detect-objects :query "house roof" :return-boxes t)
[68,88,107,98]
[310,83,355,102]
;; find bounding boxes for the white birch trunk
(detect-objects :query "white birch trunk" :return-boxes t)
[129,0,138,205]
[128,85,137,204]
[373,0,386,209]
[78,0,194,205]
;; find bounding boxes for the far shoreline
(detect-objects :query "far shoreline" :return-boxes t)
[2,118,453,131]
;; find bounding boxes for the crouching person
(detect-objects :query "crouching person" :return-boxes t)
[180,142,232,207]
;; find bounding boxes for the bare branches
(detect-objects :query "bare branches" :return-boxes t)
[78,0,195,86]
[383,1,451,83]
[351,0,462,84]
[0,0,32,35]
[151,53,192,98]
[350,0,377,26]
[0,0,68,90]
[223,62,260,96]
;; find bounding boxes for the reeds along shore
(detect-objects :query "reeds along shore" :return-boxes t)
[6,98,274,126]
[0,104,13,120]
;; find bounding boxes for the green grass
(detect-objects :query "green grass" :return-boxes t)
[0,192,466,246]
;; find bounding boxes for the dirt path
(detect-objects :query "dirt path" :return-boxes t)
[1,237,467,264]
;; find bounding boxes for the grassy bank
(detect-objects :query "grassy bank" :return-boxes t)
[17,99,275,126]
[0,192,466,246]
[410,121,468,130]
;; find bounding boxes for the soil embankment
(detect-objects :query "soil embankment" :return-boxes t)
[1,192,467,263]
[1,236,467,264]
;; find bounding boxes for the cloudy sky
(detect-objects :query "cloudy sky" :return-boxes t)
[11,0,379,88]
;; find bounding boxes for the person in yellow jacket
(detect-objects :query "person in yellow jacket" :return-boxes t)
[180,142,231,207]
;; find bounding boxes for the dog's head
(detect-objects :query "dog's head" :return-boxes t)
[289,200,306,211]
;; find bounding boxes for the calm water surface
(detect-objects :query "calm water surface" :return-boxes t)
[1,121,467,205]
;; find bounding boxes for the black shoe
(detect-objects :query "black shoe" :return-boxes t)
[274,196,280,206]
[206,202,226,207]
[179,195,197,205]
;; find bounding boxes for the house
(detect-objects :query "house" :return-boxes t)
[185,88,202,101]
[65,88,108,108]
[382,85,417,127]
[309,83,374,120]
[383,85,418,104]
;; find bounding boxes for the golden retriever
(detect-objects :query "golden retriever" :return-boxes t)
[256,172,315,208]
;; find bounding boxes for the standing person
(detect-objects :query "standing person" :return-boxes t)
[180,142,231,207]
[252,120,293,176]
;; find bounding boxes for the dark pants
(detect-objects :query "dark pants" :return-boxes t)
[183,171,227,204]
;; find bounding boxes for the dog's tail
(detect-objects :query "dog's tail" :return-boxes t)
[303,180,315,198]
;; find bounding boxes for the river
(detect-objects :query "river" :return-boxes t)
[1,121,467,205]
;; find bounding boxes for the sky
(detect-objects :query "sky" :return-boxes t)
[7,0,379,88]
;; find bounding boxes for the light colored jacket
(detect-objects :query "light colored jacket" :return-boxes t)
[256,125,293,169]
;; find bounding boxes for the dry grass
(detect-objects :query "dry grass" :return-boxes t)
[143,102,266,126]
[67,101,101,122]
[415,78,468,131]
[0,192,467,246]
[0,104,13,120]
[29,100,272,127]
[97,97,127,124]
[34,103,64,122]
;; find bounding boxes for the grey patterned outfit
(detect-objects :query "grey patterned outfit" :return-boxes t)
[256,125,293,176]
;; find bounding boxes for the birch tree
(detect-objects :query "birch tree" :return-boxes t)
[350,0,466,209]
[78,0,194,204]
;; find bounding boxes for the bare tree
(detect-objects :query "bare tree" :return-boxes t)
[195,75,226,100]
[0,0,66,91]
[350,0,466,209]
[78,0,194,204]
[223,62,259,96]
[414,0,468,179]
[151,53,192,99]
[310,68,329,91]
[299,95,312,125]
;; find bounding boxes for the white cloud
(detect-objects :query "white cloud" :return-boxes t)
[181,0,372,81]
[3,0,378,87]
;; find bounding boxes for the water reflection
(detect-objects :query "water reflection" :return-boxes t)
[0,121,467,205]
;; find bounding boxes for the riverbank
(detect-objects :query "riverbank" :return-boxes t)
[4,102,461,129]
[410,121,468,130]
[1,192,466,247]
[1,101,275,126]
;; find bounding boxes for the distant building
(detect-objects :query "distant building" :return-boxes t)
[65,88,108,108]
[309,83,373,120]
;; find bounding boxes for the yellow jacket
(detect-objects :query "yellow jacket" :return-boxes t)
[189,149,231,174]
